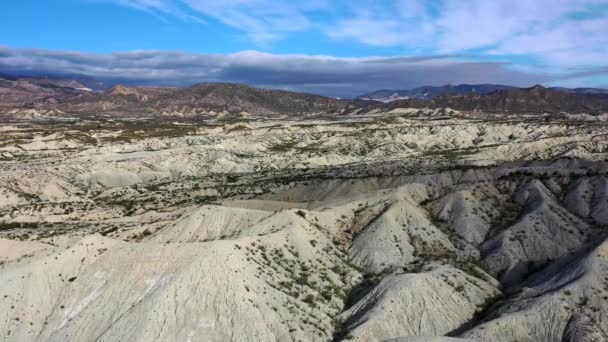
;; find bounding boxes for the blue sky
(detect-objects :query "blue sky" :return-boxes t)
[1,0,608,97]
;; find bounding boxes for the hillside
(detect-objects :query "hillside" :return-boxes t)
[0,76,87,107]
[0,79,353,117]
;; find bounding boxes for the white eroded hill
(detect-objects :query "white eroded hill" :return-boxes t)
[1,114,608,341]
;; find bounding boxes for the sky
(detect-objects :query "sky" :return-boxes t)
[1,0,607,97]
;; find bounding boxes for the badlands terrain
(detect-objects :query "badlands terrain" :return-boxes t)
[1,81,608,341]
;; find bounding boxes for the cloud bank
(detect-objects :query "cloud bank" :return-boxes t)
[3,1,606,97]
[0,47,561,97]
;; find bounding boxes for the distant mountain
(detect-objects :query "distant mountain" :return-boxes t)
[0,75,90,108]
[357,84,517,102]
[0,79,355,116]
[24,77,90,90]
[51,84,177,114]
[379,85,608,114]
[358,84,608,102]
[548,87,608,95]
[2,72,608,118]
[146,83,351,116]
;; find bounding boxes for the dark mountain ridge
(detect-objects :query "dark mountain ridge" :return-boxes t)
[357,84,517,101]
[357,83,608,102]
[379,85,608,114]
[1,73,608,117]
[0,79,353,116]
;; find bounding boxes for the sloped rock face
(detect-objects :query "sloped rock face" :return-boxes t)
[338,265,500,341]
[349,193,457,274]
[462,238,608,342]
[0,226,361,341]
[2,115,608,341]
[480,180,594,285]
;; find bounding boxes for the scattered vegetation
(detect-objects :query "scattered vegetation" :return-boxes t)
[0,222,38,232]
[269,140,299,152]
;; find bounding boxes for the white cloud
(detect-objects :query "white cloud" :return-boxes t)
[329,0,608,68]
[95,0,608,69]
[109,0,329,43]
[112,0,202,22]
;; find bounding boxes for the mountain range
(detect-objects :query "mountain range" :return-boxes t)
[0,76,353,117]
[1,74,608,117]
[377,85,608,114]
[357,84,608,102]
